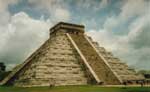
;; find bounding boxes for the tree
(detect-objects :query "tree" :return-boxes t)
[138,70,150,79]
[0,62,6,72]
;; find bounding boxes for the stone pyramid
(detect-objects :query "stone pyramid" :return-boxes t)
[0,22,144,87]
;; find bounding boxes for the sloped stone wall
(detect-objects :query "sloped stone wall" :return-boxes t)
[88,36,144,84]
[14,31,88,87]
[69,34,121,85]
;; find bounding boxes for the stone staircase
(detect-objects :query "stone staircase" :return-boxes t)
[87,36,144,84]
[1,22,145,86]
[1,33,88,87]
[68,33,121,85]
[30,34,88,86]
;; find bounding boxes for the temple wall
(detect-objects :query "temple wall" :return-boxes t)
[88,36,144,84]
[1,22,144,86]
[14,31,88,87]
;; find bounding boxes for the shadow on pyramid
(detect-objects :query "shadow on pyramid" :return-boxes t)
[0,22,144,87]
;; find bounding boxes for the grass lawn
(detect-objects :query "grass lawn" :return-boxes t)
[0,85,150,92]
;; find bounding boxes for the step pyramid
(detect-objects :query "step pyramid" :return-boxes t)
[0,22,144,87]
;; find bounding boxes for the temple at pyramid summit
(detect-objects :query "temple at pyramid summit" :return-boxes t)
[0,22,145,87]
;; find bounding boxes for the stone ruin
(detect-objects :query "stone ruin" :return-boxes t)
[0,22,144,87]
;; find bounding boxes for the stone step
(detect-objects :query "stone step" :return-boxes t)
[87,35,144,83]
[69,34,121,84]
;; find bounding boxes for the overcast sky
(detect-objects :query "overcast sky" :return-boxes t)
[0,0,149,70]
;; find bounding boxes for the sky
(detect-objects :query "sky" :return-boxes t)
[0,0,150,70]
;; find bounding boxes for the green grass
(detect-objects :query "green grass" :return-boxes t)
[0,85,150,92]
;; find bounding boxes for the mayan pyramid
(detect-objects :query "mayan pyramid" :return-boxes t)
[0,22,144,87]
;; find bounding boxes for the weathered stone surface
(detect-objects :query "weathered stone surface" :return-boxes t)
[13,33,89,87]
[0,22,145,87]
[89,36,144,83]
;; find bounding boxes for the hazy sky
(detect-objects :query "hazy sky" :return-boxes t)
[0,0,149,70]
